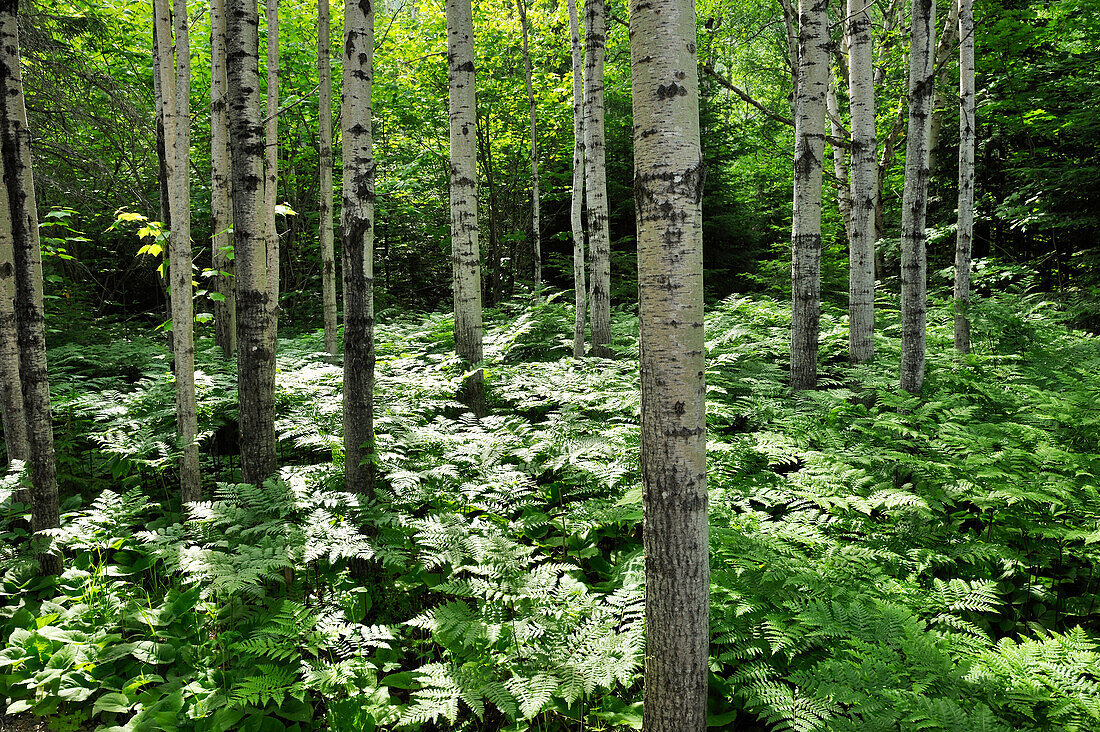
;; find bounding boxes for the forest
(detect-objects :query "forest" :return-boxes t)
[0,0,1099,728]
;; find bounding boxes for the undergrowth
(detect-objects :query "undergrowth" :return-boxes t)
[2,271,1100,731]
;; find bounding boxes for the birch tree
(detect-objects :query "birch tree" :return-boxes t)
[226,0,278,484]
[211,0,236,357]
[446,0,485,415]
[0,0,59,571]
[0,174,25,468]
[899,0,936,393]
[789,0,829,391]
[319,0,338,357]
[568,0,586,358]
[629,0,708,725]
[342,0,376,496]
[953,0,975,354]
[847,0,876,363]
[153,0,201,503]
[515,0,542,292]
[264,0,280,336]
[584,0,612,357]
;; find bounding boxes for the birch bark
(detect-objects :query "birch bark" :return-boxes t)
[847,0,876,362]
[0,0,59,572]
[584,0,612,357]
[342,0,376,496]
[515,0,542,293]
[264,0,280,335]
[953,0,975,353]
[629,0,708,725]
[0,172,26,467]
[789,0,828,391]
[211,0,236,357]
[226,0,278,483]
[899,0,936,394]
[568,0,585,358]
[446,0,485,414]
[319,0,338,357]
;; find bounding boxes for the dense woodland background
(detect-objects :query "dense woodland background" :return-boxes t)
[1,0,1100,729]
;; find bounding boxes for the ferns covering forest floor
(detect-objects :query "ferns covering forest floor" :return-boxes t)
[3,278,1100,731]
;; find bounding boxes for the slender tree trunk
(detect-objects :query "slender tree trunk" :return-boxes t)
[847,0,875,363]
[319,0,338,357]
[446,0,485,415]
[899,0,936,394]
[226,0,277,484]
[568,0,585,358]
[584,0,612,357]
[827,77,852,242]
[265,0,280,340]
[789,0,828,391]
[0,0,59,572]
[211,0,236,357]
[630,0,708,726]
[515,0,541,293]
[152,22,174,353]
[0,154,25,468]
[926,0,959,172]
[154,0,201,503]
[342,0,376,496]
[953,0,974,354]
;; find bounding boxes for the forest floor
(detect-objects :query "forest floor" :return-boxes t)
[2,280,1100,731]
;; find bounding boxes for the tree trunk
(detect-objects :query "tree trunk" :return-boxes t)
[789,0,828,391]
[342,0,376,497]
[0,0,59,573]
[211,0,236,357]
[827,76,852,242]
[515,0,541,293]
[152,22,174,354]
[319,0,338,357]
[926,0,959,172]
[953,0,974,354]
[446,0,485,415]
[847,0,875,363]
[584,0,612,357]
[154,0,201,504]
[899,0,936,394]
[629,0,708,725]
[568,0,585,358]
[265,0,280,340]
[226,0,277,484]
[0,144,26,469]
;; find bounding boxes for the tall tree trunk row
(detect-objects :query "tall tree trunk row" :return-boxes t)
[342,0,376,496]
[789,0,829,391]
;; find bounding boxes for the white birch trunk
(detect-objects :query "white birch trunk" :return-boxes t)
[568,0,586,358]
[847,0,875,363]
[265,0,280,335]
[789,0,828,391]
[584,0,612,357]
[211,0,236,357]
[0,1,59,571]
[226,0,277,484]
[319,0,338,357]
[629,0,708,726]
[953,0,975,353]
[515,0,542,293]
[154,0,201,503]
[342,0,376,496]
[899,0,936,394]
[827,76,852,242]
[446,0,485,414]
[0,171,26,467]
